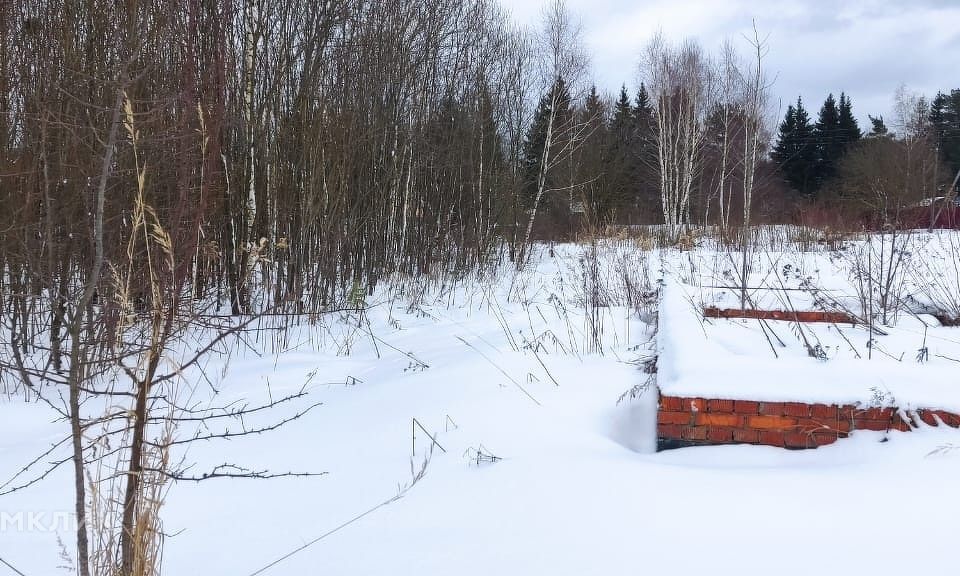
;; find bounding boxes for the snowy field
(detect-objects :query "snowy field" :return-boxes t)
[3,233,960,575]
[662,230,960,411]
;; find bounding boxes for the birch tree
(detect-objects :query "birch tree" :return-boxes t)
[643,35,714,240]
[517,0,588,266]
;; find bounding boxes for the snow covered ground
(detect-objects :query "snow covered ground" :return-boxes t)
[661,230,960,412]
[3,236,960,575]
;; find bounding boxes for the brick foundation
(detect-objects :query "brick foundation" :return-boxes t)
[657,394,960,450]
[703,307,856,324]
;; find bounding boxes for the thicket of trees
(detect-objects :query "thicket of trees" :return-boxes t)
[771,87,960,223]
[4,2,952,320]
[1,0,551,320]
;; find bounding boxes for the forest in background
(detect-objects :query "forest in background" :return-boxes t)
[2,0,959,318]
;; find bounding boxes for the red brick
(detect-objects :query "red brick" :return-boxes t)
[733,429,759,443]
[758,402,784,416]
[934,411,960,427]
[903,412,921,428]
[748,415,798,429]
[811,431,840,446]
[734,400,760,414]
[703,308,854,324]
[794,418,828,434]
[918,410,940,427]
[688,398,708,413]
[682,426,708,441]
[659,411,693,426]
[708,399,735,413]
[796,417,848,434]
[890,419,913,432]
[758,430,785,447]
[856,407,894,422]
[703,307,723,318]
[784,432,811,449]
[783,402,810,417]
[660,396,683,412]
[707,427,734,442]
[695,413,741,427]
[855,420,889,432]
[810,404,838,419]
[657,424,682,439]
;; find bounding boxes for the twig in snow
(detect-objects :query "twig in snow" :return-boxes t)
[412,418,446,455]
[455,336,541,406]
[0,556,28,576]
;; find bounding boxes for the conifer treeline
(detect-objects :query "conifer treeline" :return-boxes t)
[771,89,960,208]
[518,80,659,237]
[771,93,862,197]
[931,90,960,175]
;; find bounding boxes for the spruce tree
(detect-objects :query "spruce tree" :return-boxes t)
[772,103,797,164]
[868,115,889,138]
[631,83,658,219]
[794,99,817,192]
[772,97,817,196]
[578,85,611,220]
[930,89,960,174]
[600,86,635,220]
[633,84,653,126]
[632,84,655,147]
[611,85,634,142]
[521,77,573,207]
[837,93,862,148]
[814,93,842,188]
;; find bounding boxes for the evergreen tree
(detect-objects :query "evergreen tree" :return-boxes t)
[814,93,842,187]
[578,85,611,221]
[868,115,889,138]
[633,83,653,129]
[930,89,960,174]
[611,85,634,142]
[583,85,606,121]
[837,93,862,148]
[521,77,573,207]
[632,83,655,150]
[599,85,636,219]
[772,97,817,196]
[631,83,659,220]
[772,103,797,163]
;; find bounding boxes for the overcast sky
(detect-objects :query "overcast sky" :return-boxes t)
[500,0,960,130]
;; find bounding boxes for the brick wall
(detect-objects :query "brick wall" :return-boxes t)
[657,394,960,450]
[702,307,855,324]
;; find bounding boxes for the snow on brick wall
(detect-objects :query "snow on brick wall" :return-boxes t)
[657,394,960,451]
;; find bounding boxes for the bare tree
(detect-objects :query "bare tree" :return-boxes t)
[709,40,742,233]
[643,34,715,240]
[737,23,774,307]
[517,0,589,265]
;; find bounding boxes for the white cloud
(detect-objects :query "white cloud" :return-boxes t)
[501,0,960,126]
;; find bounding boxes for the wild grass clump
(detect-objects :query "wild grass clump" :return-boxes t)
[845,230,913,325]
